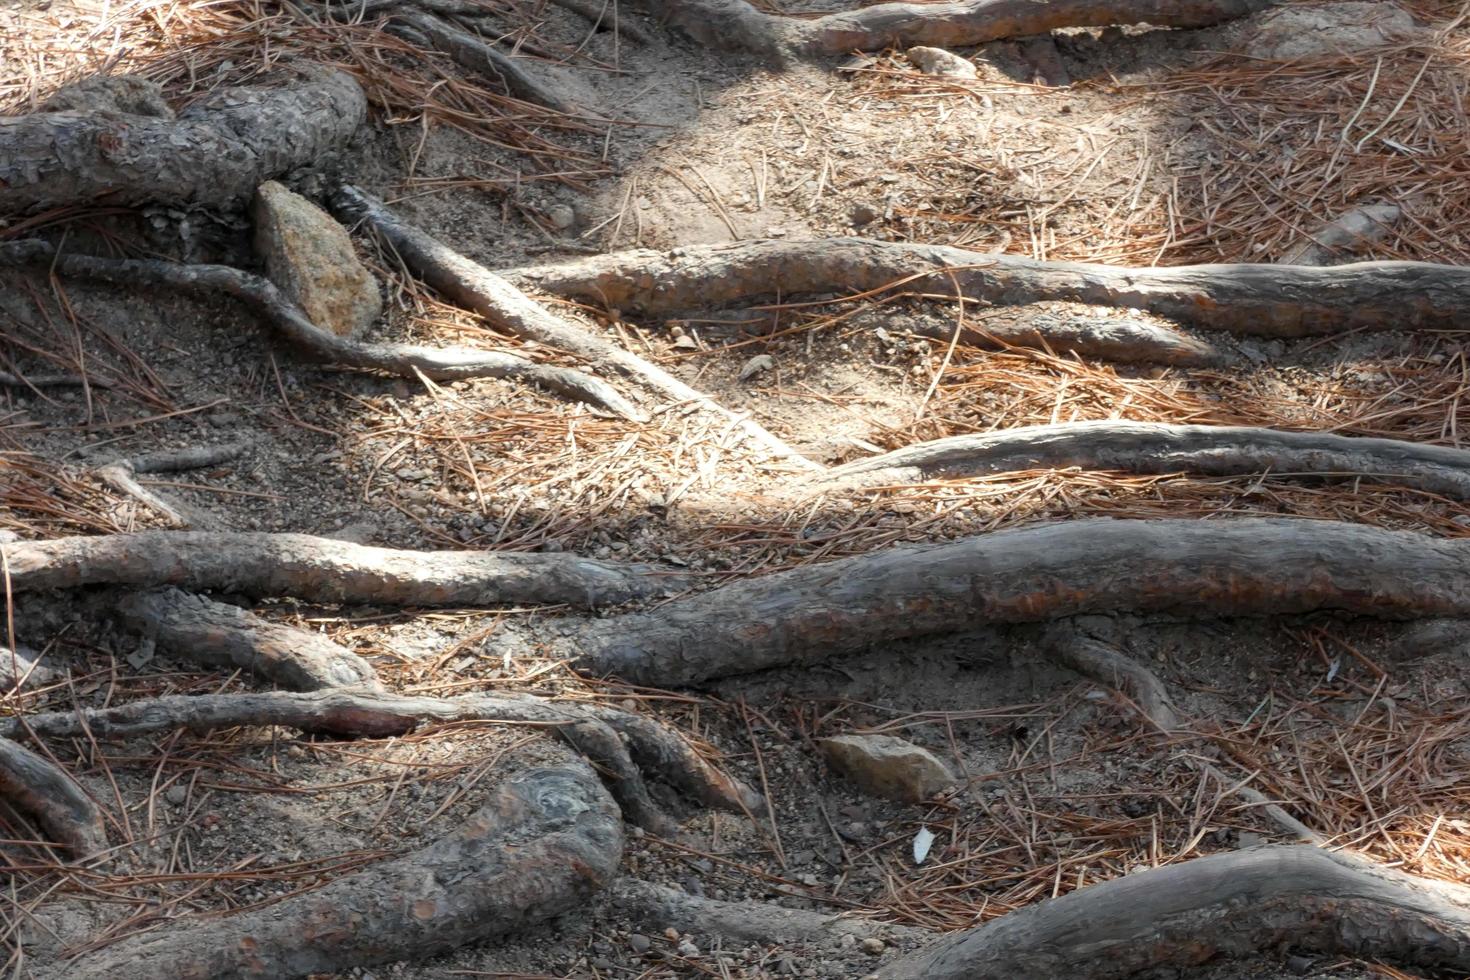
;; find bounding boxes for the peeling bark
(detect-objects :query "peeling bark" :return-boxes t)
[0,241,640,418]
[501,237,1470,340]
[1,688,759,832]
[0,70,365,213]
[879,844,1470,979]
[1,530,683,608]
[0,738,107,859]
[816,420,1470,498]
[116,588,384,692]
[566,518,1470,685]
[334,186,820,468]
[68,762,622,980]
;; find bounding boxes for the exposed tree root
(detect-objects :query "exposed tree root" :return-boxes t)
[0,240,640,418]
[815,421,1470,498]
[878,844,1470,979]
[116,588,384,692]
[1,688,760,834]
[0,70,365,213]
[609,879,926,945]
[67,761,622,980]
[647,0,1273,58]
[2,530,681,608]
[93,440,252,530]
[333,186,821,469]
[1042,624,1319,843]
[501,237,1470,340]
[564,518,1470,685]
[545,0,657,44]
[394,10,582,114]
[0,738,107,859]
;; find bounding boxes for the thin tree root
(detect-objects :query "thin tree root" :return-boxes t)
[501,237,1470,340]
[333,186,820,469]
[1042,624,1319,843]
[1,688,761,834]
[67,761,622,980]
[93,440,252,529]
[0,737,107,859]
[1,530,683,608]
[116,588,384,692]
[878,844,1470,979]
[545,0,657,44]
[815,420,1470,499]
[0,241,640,419]
[394,10,584,114]
[563,517,1470,685]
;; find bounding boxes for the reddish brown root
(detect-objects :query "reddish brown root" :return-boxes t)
[565,517,1470,686]
[879,844,1470,979]
[67,761,622,980]
[2,529,682,609]
[0,240,640,418]
[0,737,107,859]
[117,588,384,692]
[1,688,760,834]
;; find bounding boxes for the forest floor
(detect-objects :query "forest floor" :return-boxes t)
[2,0,1470,977]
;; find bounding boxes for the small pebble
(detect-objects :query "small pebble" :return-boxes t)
[676,938,699,957]
[628,933,651,954]
[860,938,885,955]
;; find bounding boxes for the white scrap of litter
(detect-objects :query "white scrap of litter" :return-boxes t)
[913,825,936,865]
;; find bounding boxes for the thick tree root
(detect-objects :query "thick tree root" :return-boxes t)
[1,530,681,608]
[116,588,384,692]
[66,761,622,980]
[565,517,1470,685]
[334,186,820,468]
[1042,625,1319,843]
[93,440,252,530]
[1,689,760,833]
[646,0,1272,58]
[0,738,108,859]
[815,420,1470,498]
[501,237,1470,340]
[0,70,365,213]
[0,241,638,418]
[609,879,926,945]
[878,844,1470,979]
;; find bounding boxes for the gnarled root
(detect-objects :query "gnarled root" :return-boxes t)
[878,844,1470,979]
[566,518,1470,686]
[116,588,384,693]
[67,761,622,980]
[0,738,107,860]
[1,688,760,834]
[0,241,640,418]
[2,529,681,608]
[501,237,1470,341]
[816,420,1470,499]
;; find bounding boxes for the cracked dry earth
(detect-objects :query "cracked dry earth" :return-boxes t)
[3,0,1470,978]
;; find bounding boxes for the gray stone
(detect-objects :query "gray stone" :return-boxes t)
[253,180,382,338]
[818,734,957,803]
[628,933,651,954]
[906,46,978,79]
[1244,2,1424,59]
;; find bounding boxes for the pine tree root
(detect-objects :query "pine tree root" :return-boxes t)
[93,440,252,529]
[878,844,1470,979]
[0,241,640,418]
[815,420,1470,499]
[333,186,820,468]
[116,588,384,692]
[500,237,1470,341]
[2,530,683,608]
[393,10,583,114]
[66,761,622,980]
[0,737,107,859]
[0,69,365,213]
[564,517,1470,686]
[0,688,760,834]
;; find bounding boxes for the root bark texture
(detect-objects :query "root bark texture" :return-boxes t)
[0,70,365,212]
[502,237,1470,341]
[565,517,1470,685]
[1,530,681,608]
[334,186,820,468]
[0,738,107,859]
[0,241,640,417]
[878,844,1470,979]
[1,689,759,833]
[816,420,1470,499]
[67,762,622,980]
